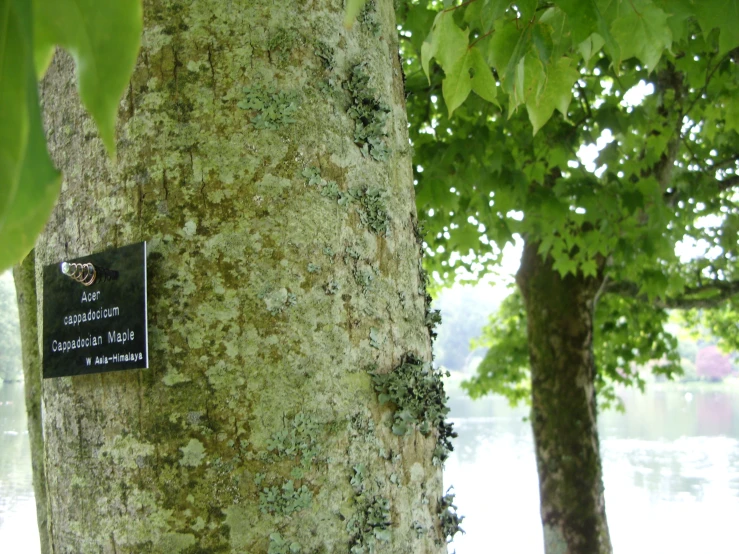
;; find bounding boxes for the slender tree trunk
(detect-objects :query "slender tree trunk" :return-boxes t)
[33,1,450,552]
[13,251,51,554]
[516,240,612,554]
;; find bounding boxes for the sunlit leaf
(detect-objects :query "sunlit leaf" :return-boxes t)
[0,0,30,231]
[487,17,521,74]
[33,0,143,155]
[557,0,598,45]
[480,0,511,33]
[421,10,469,82]
[442,54,472,117]
[610,0,671,72]
[692,0,739,55]
[0,0,61,272]
[510,50,544,114]
[525,56,579,134]
[442,46,498,117]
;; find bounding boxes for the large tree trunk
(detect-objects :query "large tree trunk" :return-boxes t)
[33,1,449,552]
[13,251,51,554]
[516,240,612,554]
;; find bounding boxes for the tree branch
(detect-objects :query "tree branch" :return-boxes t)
[605,279,739,309]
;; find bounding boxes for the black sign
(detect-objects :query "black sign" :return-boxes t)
[42,242,148,378]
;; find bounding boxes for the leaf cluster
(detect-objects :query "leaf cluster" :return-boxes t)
[401,0,738,288]
[397,1,739,368]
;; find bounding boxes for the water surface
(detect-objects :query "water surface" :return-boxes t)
[2,381,738,553]
[0,383,40,553]
[445,382,739,553]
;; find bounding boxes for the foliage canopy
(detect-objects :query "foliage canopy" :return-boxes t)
[397,0,739,400]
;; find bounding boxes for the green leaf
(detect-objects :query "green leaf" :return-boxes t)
[525,56,580,133]
[516,0,537,22]
[557,0,598,45]
[581,259,598,278]
[502,24,533,96]
[654,0,695,43]
[449,223,482,252]
[592,0,621,70]
[442,54,472,117]
[610,0,672,72]
[421,10,469,82]
[463,0,482,26]
[0,0,61,271]
[510,49,544,114]
[638,269,669,300]
[725,97,739,134]
[0,0,30,223]
[486,17,520,72]
[539,7,572,61]
[469,47,498,105]
[33,0,143,155]
[578,33,605,62]
[531,19,554,64]
[344,0,368,29]
[552,254,577,277]
[693,0,739,55]
[442,46,498,116]
[480,0,511,32]
[403,5,437,52]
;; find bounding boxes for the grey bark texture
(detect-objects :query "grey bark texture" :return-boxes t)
[34,1,450,552]
[517,240,612,554]
[13,251,51,554]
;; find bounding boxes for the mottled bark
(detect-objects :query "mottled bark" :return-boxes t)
[13,251,51,554]
[516,240,612,554]
[34,1,447,552]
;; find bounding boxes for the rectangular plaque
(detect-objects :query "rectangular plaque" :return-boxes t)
[42,242,148,378]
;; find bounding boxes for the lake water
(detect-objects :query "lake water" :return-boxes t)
[1,381,738,553]
[0,383,40,553]
[444,380,739,553]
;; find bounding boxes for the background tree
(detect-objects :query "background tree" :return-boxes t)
[696,345,733,381]
[398,1,739,552]
[11,0,461,552]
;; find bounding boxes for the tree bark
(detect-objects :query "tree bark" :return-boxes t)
[13,251,51,554]
[33,1,449,552]
[516,240,612,554]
